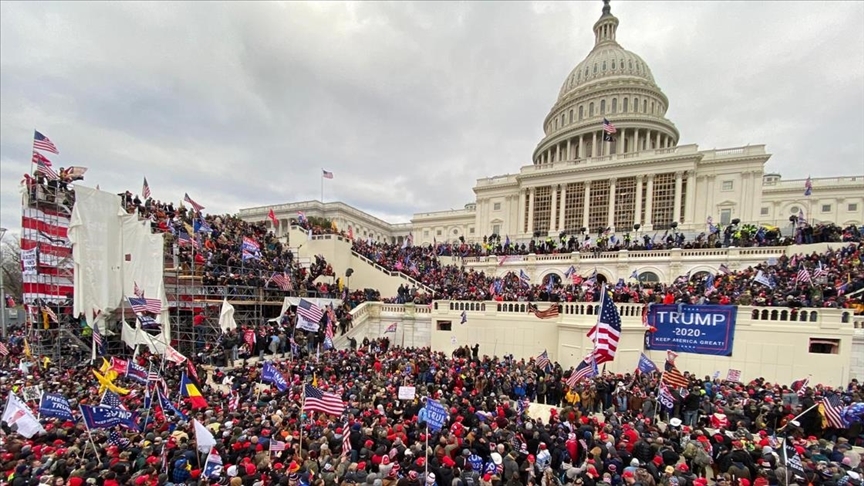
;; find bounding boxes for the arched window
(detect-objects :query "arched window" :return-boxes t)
[542,274,562,286]
[579,106,584,120]
[602,61,607,71]
[589,103,594,116]
[555,118,559,129]
[593,63,598,74]
[569,109,573,123]
[623,98,628,112]
[611,60,616,70]
[651,101,655,114]
[561,114,565,126]
[600,100,606,114]
[611,98,617,113]
[629,60,633,70]
[633,98,639,112]
[643,100,648,113]
[691,271,711,283]
[638,271,660,284]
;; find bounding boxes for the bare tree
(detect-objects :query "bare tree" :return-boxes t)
[1,236,22,303]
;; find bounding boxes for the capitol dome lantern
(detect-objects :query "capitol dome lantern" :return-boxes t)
[533,0,680,165]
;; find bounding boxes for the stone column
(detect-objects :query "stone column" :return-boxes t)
[527,188,535,233]
[644,174,654,229]
[578,135,585,159]
[592,132,598,157]
[634,129,641,153]
[558,183,568,230]
[556,144,561,162]
[740,171,751,220]
[684,170,696,224]
[673,171,684,224]
[549,185,558,234]
[617,128,624,155]
[656,131,661,149]
[634,175,643,226]
[566,139,572,161]
[517,189,526,235]
[582,181,591,229]
[607,177,617,230]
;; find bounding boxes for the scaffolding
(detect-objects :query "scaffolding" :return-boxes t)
[20,173,82,363]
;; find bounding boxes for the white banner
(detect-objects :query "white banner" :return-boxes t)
[398,386,416,400]
[21,248,38,275]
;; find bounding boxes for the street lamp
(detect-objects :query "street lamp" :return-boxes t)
[0,227,7,339]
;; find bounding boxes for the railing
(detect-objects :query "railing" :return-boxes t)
[466,246,790,266]
[350,251,435,294]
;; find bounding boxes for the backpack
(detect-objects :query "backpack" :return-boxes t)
[694,448,711,467]
[683,442,698,460]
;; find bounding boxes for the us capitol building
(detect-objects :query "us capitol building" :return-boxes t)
[241,1,864,245]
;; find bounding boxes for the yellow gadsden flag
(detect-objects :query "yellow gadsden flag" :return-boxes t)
[92,369,130,395]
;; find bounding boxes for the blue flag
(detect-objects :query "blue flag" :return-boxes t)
[261,362,289,392]
[38,393,75,421]
[125,362,149,384]
[157,387,187,420]
[637,353,659,374]
[79,404,139,430]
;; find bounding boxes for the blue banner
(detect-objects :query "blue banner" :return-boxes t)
[157,388,187,420]
[424,399,448,432]
[79,405,139,430]
[645,304,737,356]
[262,362,289,392]
[39,393,75,421]
[637,353,659,374]
[126,362,149,384]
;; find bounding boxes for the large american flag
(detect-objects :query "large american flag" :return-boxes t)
[662,360,690,388]
[0,342,9,356]
[586,291,621,364]
[183,193,205,212]
[101,390,127,410]
[603,118,617,134]
[812,261,829,279]
[322,169,334,179]
[270,273,292,291]
[341,422,352,457]
[34,152,60,180]
[142,177,151,199]
[33,130,59,154]
[177,232,198,249]
[128,296,162,314]
[297,299,324,324]
[535,350,551,371]
[820,394,848,429]
[270,440,287,453]
[303,384,345,416]
[528,302,559,319]
[796,265,812,284]
[567,354,598,387]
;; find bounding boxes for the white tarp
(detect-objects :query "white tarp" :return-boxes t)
[70,186,169,346]
[269,297,343,323]
[69,186,124,321]
[219,298,237,332]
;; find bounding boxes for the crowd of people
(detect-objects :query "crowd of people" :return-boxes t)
[1,338,862,486]
[351,238,864,309]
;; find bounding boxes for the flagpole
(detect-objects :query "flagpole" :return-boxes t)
[78,405,102,462]
[141,365,156,432]
[321,170,324,203]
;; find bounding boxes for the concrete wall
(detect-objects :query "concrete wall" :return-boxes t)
[429,301,858,387]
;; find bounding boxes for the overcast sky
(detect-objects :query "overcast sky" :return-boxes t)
[2,1,862,235]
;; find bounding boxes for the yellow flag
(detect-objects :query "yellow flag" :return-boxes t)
[184,222,195,236]
[42,356,51,369]
[42,310,50,330]
[312,374,318,388]
[99,357,110,374]
[92,369,131,395]
[23,339,32,358]
[331,220,338,232]
[337,278,344,292]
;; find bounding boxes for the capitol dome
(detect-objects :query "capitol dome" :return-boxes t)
[532,0,679,166]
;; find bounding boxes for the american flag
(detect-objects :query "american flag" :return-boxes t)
[812,261,829,279]
[128,296,161,314]
[33,130,59,154]
[325,319,334,342]
[586,291,621,364]
[567,354,597,387]
[34,153,60,180]
[322,169,334,179]
[42,306,58,322]
[92,324,105,356]
[270,273,294,292]
[108,430,130,448]
[101,390,127,410]
[270,440,287,453]
[177,231,199,248]
[603,118,617,134]
[228,390,239,411]
[297,299,324,324]
[796,265,812,284]
[662,360,690,388]
[142,177,151,199]
[792,377,809,397]
[528,302,560,320]
[133,281,144,298]
[804,176,813,196]
[303,384,345,416]
[341,422,352,457]
[535,350,552,372]
[183,193,205,212]
[820,394,847,429]
[718,263,730,274]
[0,342,9,356]
[384,322,397,333]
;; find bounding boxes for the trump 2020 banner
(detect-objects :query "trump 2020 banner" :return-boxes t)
[645,305,737,356]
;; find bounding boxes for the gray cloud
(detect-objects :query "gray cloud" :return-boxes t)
[2,1,862,235]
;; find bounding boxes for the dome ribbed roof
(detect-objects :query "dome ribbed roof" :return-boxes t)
[558,46,656,101]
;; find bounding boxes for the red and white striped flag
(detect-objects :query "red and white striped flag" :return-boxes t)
[270,440,287,453]
[341,422,351,457]
[142,177,151,199]
[0,342,9,356]
[33,130,59,154]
